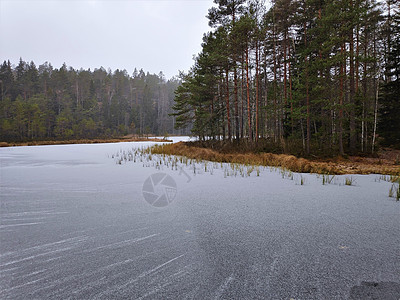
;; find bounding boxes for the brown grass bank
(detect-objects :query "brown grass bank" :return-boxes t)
[150,142,400,176]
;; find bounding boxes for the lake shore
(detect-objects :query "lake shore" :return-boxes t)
[150,142,400,176]
[2,136,399,176]
[0,136,173,147]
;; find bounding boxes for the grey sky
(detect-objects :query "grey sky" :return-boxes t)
[0,0,215,79]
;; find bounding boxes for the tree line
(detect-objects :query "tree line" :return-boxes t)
[0,59,186,142]
[173,0,400,155]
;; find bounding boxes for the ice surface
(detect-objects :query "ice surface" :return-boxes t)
[0,137,399,299]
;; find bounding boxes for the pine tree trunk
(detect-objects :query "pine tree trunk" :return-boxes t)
[305,22,310,155]
[339,43,345,156]
[219,80,224,139]
[241,54,245,139]
[225,69,231,141]
[246,45,251,140]
[255,39,259,142]
[283,30,287,106]
[386,0,391,83]
[273,21,277,142]
[356,26,359,92]
[289,38,293,135]
[349,1,356,153]
[232,4,239,142]
[234,66,239,141]
[263,41,268,139]
[372,79,379,153]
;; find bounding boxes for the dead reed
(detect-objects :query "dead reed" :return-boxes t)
[150,142,400,176]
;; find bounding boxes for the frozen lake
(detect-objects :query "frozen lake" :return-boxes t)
[1,137,399,299]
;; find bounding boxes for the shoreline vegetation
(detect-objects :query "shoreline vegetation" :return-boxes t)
[150,141,400,176]
[0,135,173,147]
[3,136,399,176]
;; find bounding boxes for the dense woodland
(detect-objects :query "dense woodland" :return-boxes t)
[173,0,400,155]
[1,0,399,156]
[0,61,185,141]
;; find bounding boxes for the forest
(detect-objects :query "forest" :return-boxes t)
[1,0,399,156]
[0,60,185,142]
[173,0,400,155]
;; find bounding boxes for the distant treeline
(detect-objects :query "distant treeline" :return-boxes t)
[173,0,400,154]
[0,59,187,142]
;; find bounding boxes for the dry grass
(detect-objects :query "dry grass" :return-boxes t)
[150,142,400,176]
[0,137,172,147]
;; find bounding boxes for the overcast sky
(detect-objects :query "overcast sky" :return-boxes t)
[0,0,215,79]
